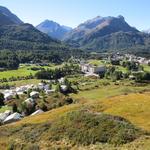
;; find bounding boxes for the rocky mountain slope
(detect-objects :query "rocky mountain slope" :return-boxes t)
[63,16,150,54]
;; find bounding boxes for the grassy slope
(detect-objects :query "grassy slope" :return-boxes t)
[72,82,150,102]
[102,92,150,131]
[0,92,150,149]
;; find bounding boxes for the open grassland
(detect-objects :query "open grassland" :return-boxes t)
[72,81,150,102]
[0,79,41,87]
[102,92,150,131]
[0,66,36,79]
[0,63,64,80]
[88,59,106,66]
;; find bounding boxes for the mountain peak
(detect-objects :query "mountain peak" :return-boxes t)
[36,20,72,40]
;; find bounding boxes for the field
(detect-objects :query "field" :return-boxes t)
[0,66,36,79]
[0,79,42,87]
[0,63,64,80]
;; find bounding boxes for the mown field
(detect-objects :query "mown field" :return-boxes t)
[0,63,64,80]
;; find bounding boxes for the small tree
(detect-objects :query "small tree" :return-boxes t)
[0,92,4,106]
[12,103,18,113]
[27,89,32,98]
[15,94,20,99]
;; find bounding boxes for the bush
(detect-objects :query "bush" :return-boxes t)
[48,110,143,146]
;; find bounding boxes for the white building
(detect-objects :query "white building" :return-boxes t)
[3,112,22,124]
[30,91,39,98]
[61,85,68,92]
[24,98,35,104]
[4,93,14,101]
[81,64,106,74]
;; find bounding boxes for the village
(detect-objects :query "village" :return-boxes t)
[0,77,71,124]
[0,53,150,125]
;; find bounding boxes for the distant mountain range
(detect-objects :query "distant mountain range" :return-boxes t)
[36,20,72,40]
[0,5,150,56]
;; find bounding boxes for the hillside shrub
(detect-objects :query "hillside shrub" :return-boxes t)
[48,110,143,146]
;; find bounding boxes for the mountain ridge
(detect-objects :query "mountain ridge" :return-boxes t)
[62,15,150,55]
[0,6,23,25]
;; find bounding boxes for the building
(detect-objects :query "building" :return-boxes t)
[81,64,106,74]
[3,112,22,124]
[30,91,39,98]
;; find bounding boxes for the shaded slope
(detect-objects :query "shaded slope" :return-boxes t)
[0,6,23,25]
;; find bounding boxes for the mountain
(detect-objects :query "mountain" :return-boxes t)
[0,23,65,51]
[0,6,65,51]
[0,6,23,25]
[0,23,57,44]
[63,15,150,53]
[36,20,72,40]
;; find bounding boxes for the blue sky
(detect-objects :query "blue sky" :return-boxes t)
[0,0,150,30]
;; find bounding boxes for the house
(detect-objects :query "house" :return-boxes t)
[16,86,28,94]
[44,84,50,91]
[81,64,106,74]
[4,93,14,101]
[58,77,65,84]
[38,83,45,90]
[61,85,68,92]
[0,110,11,123]
[31,109,44,116]
[3,112,22,124]
[30,91,39,98]
[81,64,90,73]
[24,98,35,104]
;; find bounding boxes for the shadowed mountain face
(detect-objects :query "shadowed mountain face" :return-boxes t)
[63,16,150,52]
[36,20,72,40]
[0,23,64,51]
[0,6,23,25]
[0,23,57,44]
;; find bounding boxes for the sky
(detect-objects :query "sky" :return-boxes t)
[0,0,150,30]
